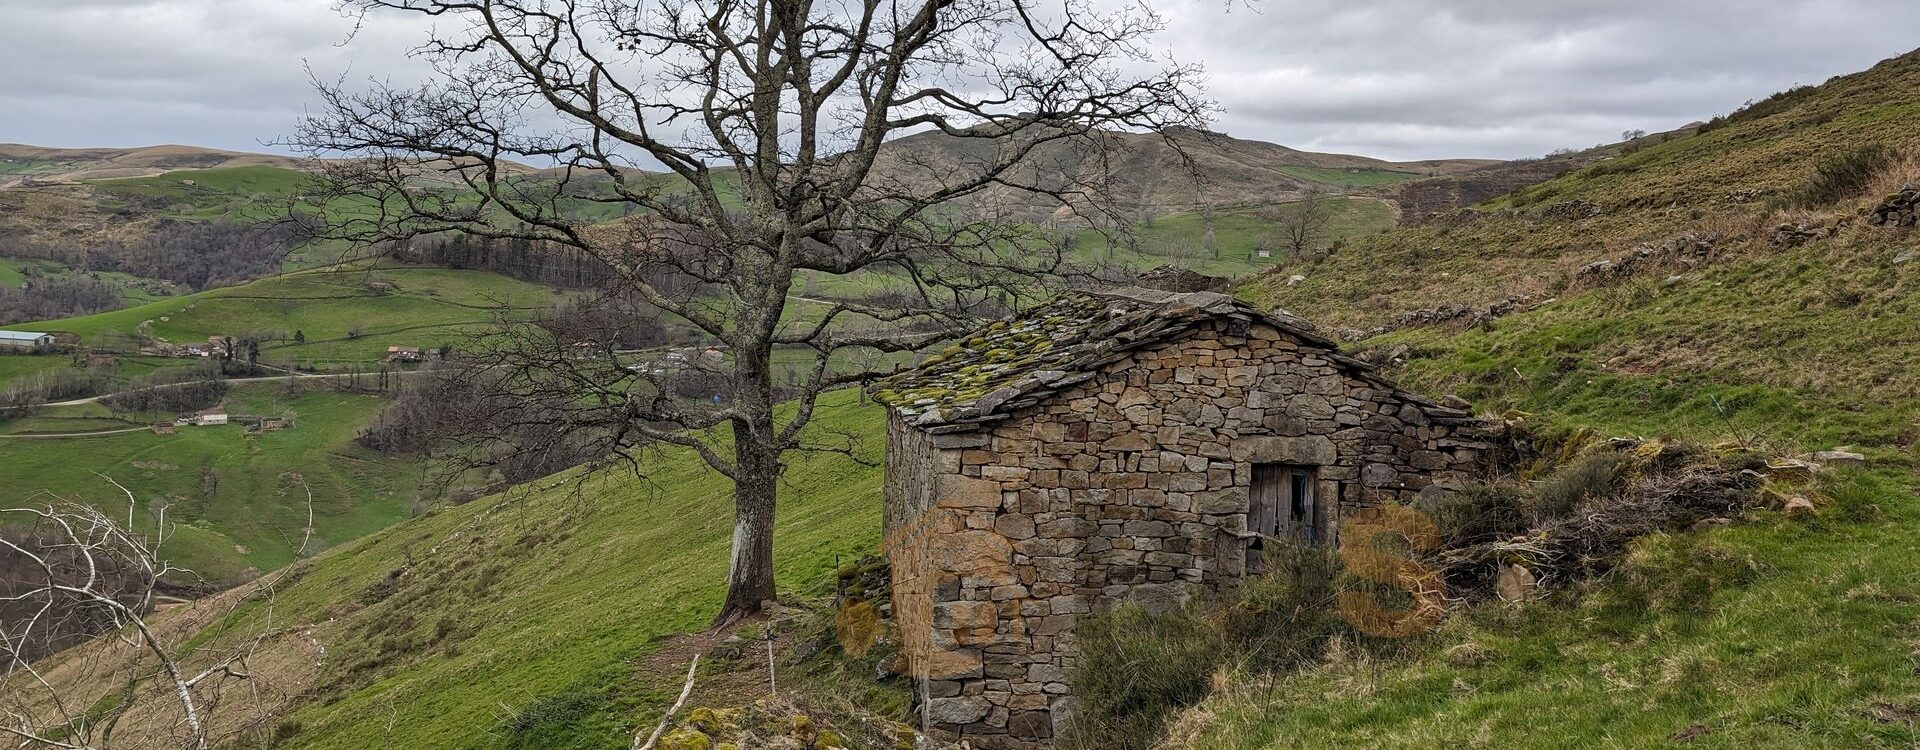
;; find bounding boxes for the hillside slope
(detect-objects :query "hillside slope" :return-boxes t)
[1150,47,1920,750]
[863,126,1494,220]
[0,384,420,583]
[18,261,568,364]
[1243,49,1920,407]
[21,391,887,750]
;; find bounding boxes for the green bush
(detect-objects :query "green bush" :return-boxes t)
[1794,143,1896,207]
[1532,452,1631,523]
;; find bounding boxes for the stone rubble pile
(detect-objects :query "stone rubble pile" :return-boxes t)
[1338,294,1550,343]
[1867,182,1920,227]
[1534,198,1603,221]
[1576,231,1720,284]
[1771,220,1842,249]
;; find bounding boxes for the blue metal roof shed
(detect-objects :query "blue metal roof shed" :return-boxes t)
[0,330,53,345]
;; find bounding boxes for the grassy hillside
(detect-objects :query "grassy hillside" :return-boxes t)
[89,165,318,222]
[1163,470,1920,749]
[0,383,420,583]
[116,391,887,750]
[1069,196,1399,277]
[19,262,569,365]
[1142,48,1920,749]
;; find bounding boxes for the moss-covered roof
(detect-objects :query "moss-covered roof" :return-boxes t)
[875,287,1466,433]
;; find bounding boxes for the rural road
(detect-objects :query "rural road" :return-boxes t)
[43,371,412,407]
[0,426,155,439]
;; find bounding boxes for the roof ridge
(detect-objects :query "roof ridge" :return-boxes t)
[874,287,1484,433]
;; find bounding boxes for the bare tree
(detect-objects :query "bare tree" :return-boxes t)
[1,481,268,750]
[297,0,1208,622]
[1274,189,1335,262]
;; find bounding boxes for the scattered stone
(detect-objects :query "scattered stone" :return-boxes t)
[1762,459,1820,483]
[1772,220,1841,249]
[1575,232,1719,286]
[1670,724,1713,742]
[1287,274,1307,287]
[1690,517,1734,532]
[1441,394,1473,410]
[1895,249,1915,265]
[1535,198,1603,221]
[1355,294,1543,340]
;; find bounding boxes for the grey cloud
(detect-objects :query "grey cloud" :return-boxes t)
[1167,0,1920,158]
[0,0,1915,160]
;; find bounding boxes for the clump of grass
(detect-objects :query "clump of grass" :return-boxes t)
[1531,452,1632,523]
[1059,602,1225,750]
[1222,547,1352,673]
[1063,547,1396,750]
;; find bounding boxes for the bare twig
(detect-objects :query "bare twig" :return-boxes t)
[634,654,701,750]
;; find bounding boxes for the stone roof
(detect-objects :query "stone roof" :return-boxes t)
[874,287,1477,433]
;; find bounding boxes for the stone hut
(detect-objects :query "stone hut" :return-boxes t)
[873,288,1495,748]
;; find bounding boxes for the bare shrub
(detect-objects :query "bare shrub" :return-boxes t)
[1793,143,1896,207]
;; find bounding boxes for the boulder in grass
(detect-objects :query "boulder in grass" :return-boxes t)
[1784,495,1817,520]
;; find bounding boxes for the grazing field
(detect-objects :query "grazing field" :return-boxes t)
[88,165,322,222]
[19,262,572,365]
[0,383,419,584]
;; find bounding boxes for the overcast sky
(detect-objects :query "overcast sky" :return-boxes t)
[2,0,1917,162]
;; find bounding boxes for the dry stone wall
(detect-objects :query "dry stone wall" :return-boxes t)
[885,319,1490,748]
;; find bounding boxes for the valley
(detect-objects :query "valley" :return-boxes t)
[3,17,1920,750]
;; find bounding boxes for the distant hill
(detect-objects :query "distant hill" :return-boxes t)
[0,144,314,186]
[1393,125,1701,215]
[865,125,1498,220]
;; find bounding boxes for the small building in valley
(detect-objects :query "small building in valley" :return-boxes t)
[387,346,425,363]
[873,288,1496,748]
[0,330,55,352]
[195,410,229,426]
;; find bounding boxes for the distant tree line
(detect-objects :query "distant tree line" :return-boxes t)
[101,361,228,415]
[0,219,297,293]
[384,234,625,290]
[0,276,123,324]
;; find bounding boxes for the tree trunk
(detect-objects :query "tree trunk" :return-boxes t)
[716,432,780,625]
[715,324,782,626]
